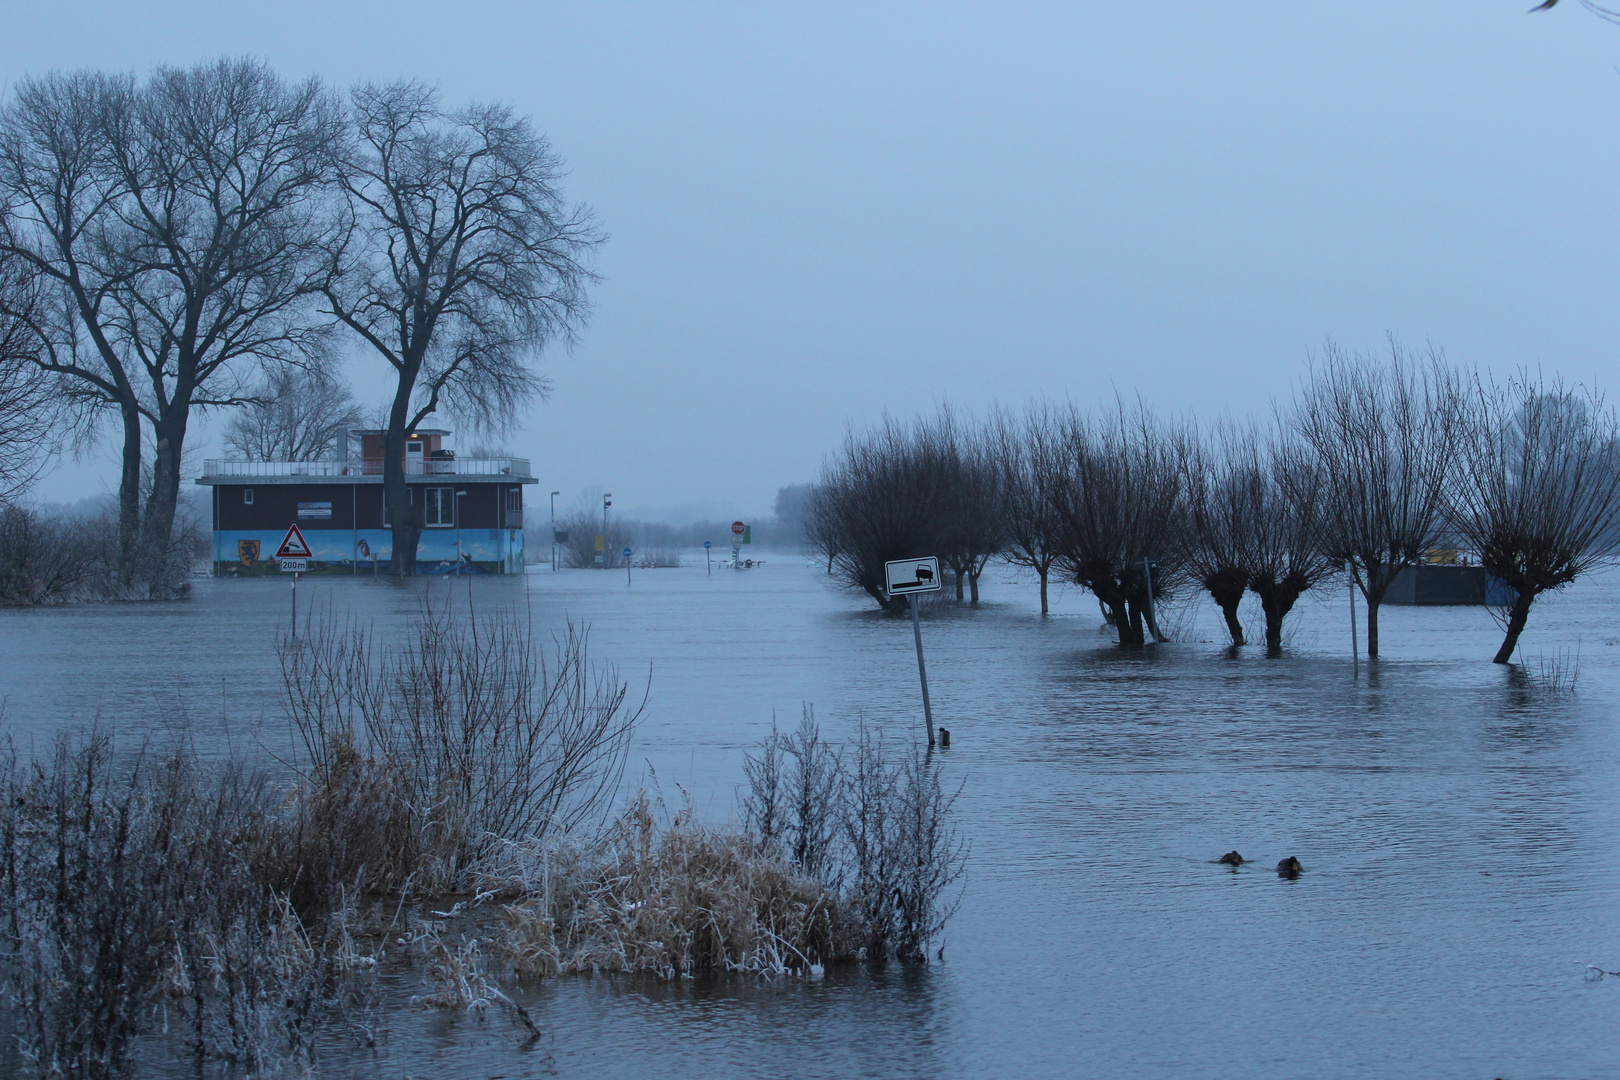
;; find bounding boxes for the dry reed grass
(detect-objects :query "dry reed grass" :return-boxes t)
[0,615,965,1077]
[499,795,846,979]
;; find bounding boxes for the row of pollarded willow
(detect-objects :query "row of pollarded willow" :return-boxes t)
[809,343,1620,663]
[0,59,599,590]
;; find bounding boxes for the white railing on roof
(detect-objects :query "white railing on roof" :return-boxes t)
[201,458,531,479]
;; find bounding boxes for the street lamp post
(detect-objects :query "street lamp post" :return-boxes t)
[454,490,469,576]
[602,493,612,568]
[550,490,559,571]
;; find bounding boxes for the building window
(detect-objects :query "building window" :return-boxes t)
[244,488,254,505]
[506,487,521,513]
[424,487,456,527]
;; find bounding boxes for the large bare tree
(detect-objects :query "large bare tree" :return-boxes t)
[1246,428,1337,651]
[988,402,1065,614]
[1294,341,1463,657]
[1450,374,1620,663]
[324,81,600,575]
[810,416,952,613]
[1183,422,1260,646]
[1184,420,1335,649]
[1052,400,1190,647]
[925,405,1003,603]
[0,60,343,588]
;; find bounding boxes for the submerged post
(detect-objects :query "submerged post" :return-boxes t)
[910,595,936,748]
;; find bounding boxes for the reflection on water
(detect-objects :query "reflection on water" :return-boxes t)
[3,563,1620,1078]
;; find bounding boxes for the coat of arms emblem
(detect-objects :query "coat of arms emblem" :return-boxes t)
[238,539,260,566]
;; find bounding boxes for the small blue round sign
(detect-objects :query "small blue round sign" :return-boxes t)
[623,547,632,558]
[704,540,712,548]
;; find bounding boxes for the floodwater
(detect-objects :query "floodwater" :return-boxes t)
[2,557,1619,1079]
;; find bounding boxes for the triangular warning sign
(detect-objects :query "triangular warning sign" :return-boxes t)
[274,523,313,559]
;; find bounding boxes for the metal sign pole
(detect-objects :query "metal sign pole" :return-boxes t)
[910,594,936,748]
[291,571,298,639]
[1349,573,1359,678]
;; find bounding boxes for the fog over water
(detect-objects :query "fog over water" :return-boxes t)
[3,3,1619,516]
[3,560,1618,1077]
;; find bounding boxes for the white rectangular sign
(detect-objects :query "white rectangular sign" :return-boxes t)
[280,558,308,573]
[885,556,941,595]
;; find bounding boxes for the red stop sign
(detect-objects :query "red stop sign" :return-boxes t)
[731,520,745,536]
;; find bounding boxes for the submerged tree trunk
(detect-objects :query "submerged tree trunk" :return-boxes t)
[140,409,191,583]
[384,390,423,576]
[1124,600,1147,647]
[1203,570,1247,646]
[1142,595,1166,643]
[116,401,144,588]
[1038,568,1049,615]
[968,571,980,605]
[1252,574,1310,653]
[1493,588,1536,664]
[1255,587,1300,652]
[1358,561,1401,659]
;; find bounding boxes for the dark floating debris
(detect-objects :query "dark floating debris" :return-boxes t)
[938,728,951,748]
[1218,851,1244,866]
[1276,856,1303,878]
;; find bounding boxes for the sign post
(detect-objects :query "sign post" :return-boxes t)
[704,539,712,576]
[275,524,313,637]
[624,546,633,585]
[1349,574,1359,679]
[885,556,942,747]
[731,520,745,569]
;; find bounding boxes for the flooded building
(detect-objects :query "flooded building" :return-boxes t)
[196,428,534,575]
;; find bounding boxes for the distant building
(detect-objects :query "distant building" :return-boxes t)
[196,428,535,575]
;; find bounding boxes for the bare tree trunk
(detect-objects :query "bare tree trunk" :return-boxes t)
[1204,572,1247,646]
[1493,590,1535,665]
[116,401,143,587]
[384,391,422,576]
[968,571,980,605]
[1038,569,1049,615]
[1255,584,1304,652]
[1360,565,1398,659]
[141,411,189,570]
[1142,596,1166,643]
[1124,601,1146,647]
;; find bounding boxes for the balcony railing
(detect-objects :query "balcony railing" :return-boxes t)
[201,457,531,479]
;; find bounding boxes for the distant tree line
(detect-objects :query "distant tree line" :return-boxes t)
[807,342,1620,664]
[0,57,599,591]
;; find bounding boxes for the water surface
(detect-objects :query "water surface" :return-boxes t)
[1,559,1616,1079]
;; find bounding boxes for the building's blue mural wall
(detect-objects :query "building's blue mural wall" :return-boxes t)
[212,528,524,575]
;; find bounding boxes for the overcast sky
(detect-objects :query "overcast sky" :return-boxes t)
[5,2,1618,520]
